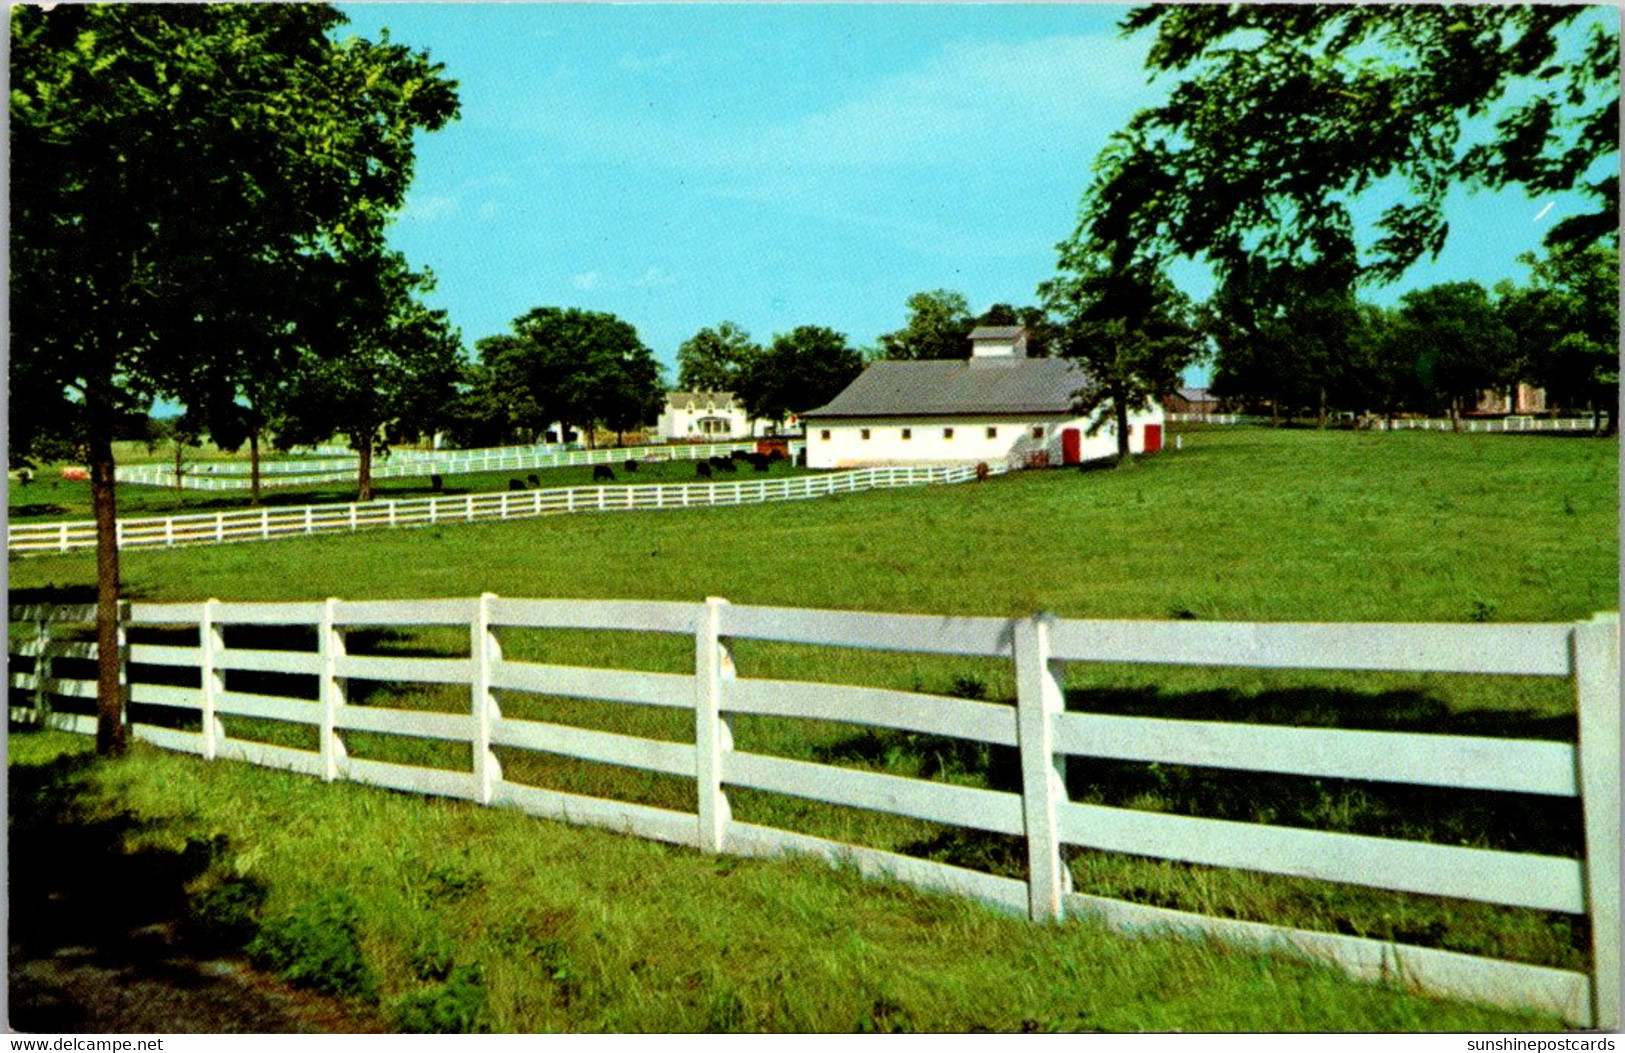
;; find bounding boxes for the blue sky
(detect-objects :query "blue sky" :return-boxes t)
[337,3,1610,386]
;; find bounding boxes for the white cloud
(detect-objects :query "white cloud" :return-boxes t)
[632,267,677,288]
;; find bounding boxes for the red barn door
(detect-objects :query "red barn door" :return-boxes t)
[1061,428,1081,465]
[1144,423,1163,453]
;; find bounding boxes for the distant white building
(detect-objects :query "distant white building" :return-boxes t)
[655,391,788,441]
[802,326,1165,469]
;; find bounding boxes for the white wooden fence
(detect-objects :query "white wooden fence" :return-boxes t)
[9,462,975,556]
[1168,413,1602,433]
[112,441,778,491]
[7,596,1616,1027]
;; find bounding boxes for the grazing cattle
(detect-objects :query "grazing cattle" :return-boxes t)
[747,453,771,472]
[730,450,750,462]
[527,473,540,486]
[717,457,738,473]
[592,464,616,483]
[696,461,712,479]
[624,459,639,473]
[975,462,990,482]
[509,479,526,491]
[768,449,788,462]
[430,473,444,493]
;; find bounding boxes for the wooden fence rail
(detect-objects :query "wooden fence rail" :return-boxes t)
[7,597,1616,1027]
[1167,413,1601,433]
[112,440,780,490]
[9,461,978,556]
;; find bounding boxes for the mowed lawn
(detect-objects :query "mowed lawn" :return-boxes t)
[8,426,1618,1031]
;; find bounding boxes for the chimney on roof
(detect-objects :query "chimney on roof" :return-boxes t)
[967,326,1027,364]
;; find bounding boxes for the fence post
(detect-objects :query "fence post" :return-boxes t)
[319,598,348,782]
[261,507,270,540]
[32,612,52,722]
[1014,613,1070,922]
[199,599,225,761]
[695,596,734,853]
[471,592,504,805]
[216,513,224,543]
[1574,612,1620,1031]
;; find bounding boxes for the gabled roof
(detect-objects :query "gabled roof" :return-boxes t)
[968,325,1025,341]
[803,359,1093,419]
[665,391,740,412]
[1177,386,1212,402]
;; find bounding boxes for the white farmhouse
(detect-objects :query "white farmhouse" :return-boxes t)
[655,391,788,442]
[802,326,1165,469]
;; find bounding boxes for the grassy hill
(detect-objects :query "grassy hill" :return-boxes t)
[8,426,1618,1031]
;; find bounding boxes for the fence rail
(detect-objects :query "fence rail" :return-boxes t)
[7,595,1616,1027]
[1167,413,1601,433]
[9,460,972,556]
[111,441,784,490]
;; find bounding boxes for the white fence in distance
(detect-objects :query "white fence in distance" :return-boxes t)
[9,461,973,557]
[111,441,783,491]
[7,595,1616,1028]
[1167,413,1601,433]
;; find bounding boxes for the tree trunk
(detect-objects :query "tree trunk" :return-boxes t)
[357,432,374,502]
[1114,391,1132,463]
[87,380,126,757]
[1317,386,1327,429]
[249,428,262,507]
[173,441,184,492]
[1451,398,1462,433]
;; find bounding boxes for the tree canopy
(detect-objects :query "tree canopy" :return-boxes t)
[738,326,864,422]
[877,290,976,361]
[9,3,459,752]
[469,307,664,447]
[1088,5,1619,287]
[675,321,762,393]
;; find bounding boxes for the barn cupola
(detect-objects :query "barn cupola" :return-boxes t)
[967,325,1027,366]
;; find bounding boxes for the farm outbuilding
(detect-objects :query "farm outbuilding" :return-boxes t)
[802,327,1164,469]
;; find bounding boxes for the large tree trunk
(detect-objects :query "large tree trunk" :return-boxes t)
[1115,390,1132,462]
[249,428,262,507]
[1451,398,1463,433]
[173,440,185,492]
[356,431,374,502]
[87,380,126,757]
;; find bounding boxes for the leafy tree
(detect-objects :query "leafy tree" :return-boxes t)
[976,303,1062,358]
[276,256,466,500]
[1391,282,1516,430]
[1204,259,1364,426]
[472,308,663,448]
[1041,246,1205,461]
[1501,241,1619,431]
[676,321,761,393]
[738,326,865,422]
[1092,5,1619,286]
[10,4,458,753]
[877,290,976,361]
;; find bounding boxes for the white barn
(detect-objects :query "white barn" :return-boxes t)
[802,327,1165,469]
[654,391,787,442]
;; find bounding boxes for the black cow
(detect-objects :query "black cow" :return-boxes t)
[592,465,616,483]
[748,453,771,472]
[527,473,541,486]
[696,461,712,479]
[430,473,444,493]
[509,478,526,491]
[624,459,639,473]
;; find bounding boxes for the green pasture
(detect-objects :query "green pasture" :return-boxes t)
[9,425,1618,1030]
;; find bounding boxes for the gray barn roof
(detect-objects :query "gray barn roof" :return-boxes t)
[968,325,1025,341]
[803,359,1094,419]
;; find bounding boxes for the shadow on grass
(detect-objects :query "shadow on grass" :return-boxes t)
[6,732,383,1033]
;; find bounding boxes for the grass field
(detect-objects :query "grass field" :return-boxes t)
[9,425,1618,1031]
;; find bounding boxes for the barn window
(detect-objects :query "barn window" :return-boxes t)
[861,428,871,440]
[901,428,912,440]
[986,426,998,439]
[1031,426,1045,441]
[943,427,954,439]
[820,430,831,441]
